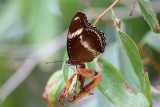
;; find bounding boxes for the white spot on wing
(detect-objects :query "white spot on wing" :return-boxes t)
[74,16,79,20]
[79,35,99,56]
[68,28,84,39]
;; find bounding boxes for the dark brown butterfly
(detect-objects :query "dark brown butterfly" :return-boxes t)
[58,12,106,105]
[66,12,106,66]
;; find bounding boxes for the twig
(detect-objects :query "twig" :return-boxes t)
[129,0,137,16]
[0,32,67,102]
[93,0,119,26]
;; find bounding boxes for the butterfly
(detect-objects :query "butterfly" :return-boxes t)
[58,12,106,105]
[66,12,106,66]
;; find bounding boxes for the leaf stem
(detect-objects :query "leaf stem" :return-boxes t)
[93,0,120,26]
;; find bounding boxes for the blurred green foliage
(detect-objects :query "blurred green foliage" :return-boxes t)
[0,0,160,107]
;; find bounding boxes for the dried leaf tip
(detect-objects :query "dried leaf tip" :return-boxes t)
[124,83,133,94]
[114,19,121,30]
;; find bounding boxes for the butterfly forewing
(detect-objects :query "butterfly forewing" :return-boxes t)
[67,12,88,39]
[67,12,106,65]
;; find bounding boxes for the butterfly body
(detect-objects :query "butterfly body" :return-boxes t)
[66,12,106,66]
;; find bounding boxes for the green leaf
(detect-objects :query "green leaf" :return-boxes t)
[62,52,76,82]
[43,70,65,102]
[62,52,68,82]
[119,46,140,91]
[62,63,76,82]
[97,56,149,107]
[116,28,153,107]
[118,30,152,105]
[118,30,145,90]
[111,10,152,106]
[62,62,69,82]
[143,72,152,106]
[103,41,140,91]
[62,52,80,94]
[137,0,160,33]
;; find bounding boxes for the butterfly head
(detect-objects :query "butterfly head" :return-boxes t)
[65,59,73,66]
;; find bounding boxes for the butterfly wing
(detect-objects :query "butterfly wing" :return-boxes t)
[67,12,106,65]
[67,12,89,40]
[67,12,88,63]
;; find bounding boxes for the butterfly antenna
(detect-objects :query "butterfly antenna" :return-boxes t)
[46,60,67,64]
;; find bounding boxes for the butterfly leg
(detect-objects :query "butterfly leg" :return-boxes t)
[69,69,102,103]
[58,72,77,105]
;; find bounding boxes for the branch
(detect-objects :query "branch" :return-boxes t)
[93,0,119,26]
